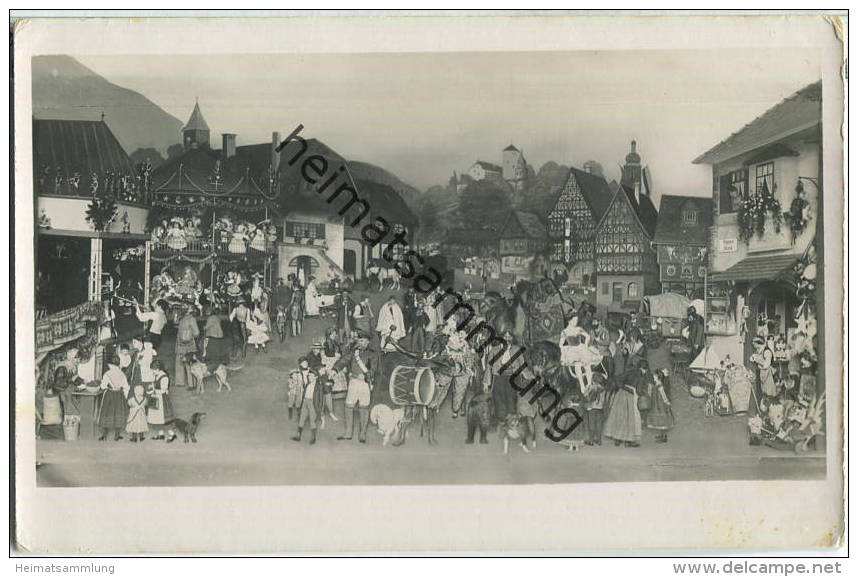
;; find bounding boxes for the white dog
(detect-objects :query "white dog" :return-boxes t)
[370,404,407,446]
[186,353,231,393]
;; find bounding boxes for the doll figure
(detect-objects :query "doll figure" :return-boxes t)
[250,222,267,252]
[185,216,203,241]
[216,216,233,251]
[230,223,248,254]
[166,217,187,251]
[265,223,279,245]
[150,224,166,245]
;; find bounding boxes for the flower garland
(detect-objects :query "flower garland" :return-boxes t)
[737,180,782,242]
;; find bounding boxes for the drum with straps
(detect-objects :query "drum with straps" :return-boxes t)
[389,365,436,406]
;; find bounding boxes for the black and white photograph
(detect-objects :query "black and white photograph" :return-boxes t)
[12,13,846,554]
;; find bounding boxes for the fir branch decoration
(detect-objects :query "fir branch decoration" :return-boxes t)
[783,181,811,243]
[85,173,119,232]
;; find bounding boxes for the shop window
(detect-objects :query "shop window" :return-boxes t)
[682,210,697,225]
[628,282,639,298]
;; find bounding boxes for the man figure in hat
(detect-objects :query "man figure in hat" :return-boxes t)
[335,332,373,443]
[308,339,325,371]
[684,306,705,358]
[291,361,323,445]
[376,294,406,353]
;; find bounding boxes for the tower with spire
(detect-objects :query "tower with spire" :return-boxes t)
[182,99,210,150]
[621,139,642,192]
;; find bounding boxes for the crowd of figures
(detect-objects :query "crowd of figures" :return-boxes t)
[47,271,692,452]
[268,282,684,452]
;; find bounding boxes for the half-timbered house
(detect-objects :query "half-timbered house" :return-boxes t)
[498,210,548,275]
[593,182,658,311]
[545,167,614,275]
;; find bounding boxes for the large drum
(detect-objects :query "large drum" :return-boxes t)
[389,365,436,406]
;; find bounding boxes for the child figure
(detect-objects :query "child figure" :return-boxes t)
[276,304,288,343]
[647,368,675,443]
[247,306,270,352]
[126,384,149,442]
[139,338,158,385]
[147,360,174,439]
[98,355,129,441]
[286,369,303,421]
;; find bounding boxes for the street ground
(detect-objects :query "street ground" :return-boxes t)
[36,285,825,487]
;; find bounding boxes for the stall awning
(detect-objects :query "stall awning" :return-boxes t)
[708,254,799,282]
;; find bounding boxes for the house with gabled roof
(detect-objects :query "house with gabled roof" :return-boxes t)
[498,210,549,275]
[652,195,713,297]
[593,180,659,312]
[545,166,614,270]
[468,160,503,182]
[693,80,821,369]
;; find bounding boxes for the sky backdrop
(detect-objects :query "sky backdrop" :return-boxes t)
[78,49,820,200]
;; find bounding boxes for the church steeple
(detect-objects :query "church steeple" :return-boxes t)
[182,99,210,150]
[621,139,642,191]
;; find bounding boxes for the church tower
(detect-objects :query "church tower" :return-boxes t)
[621,139,642,190]
[182,99,210,150]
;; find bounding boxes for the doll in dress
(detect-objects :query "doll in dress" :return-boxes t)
[230,223,249,254]
[250,221,268,252]
[166,217,187,251]
[126,383,149,442]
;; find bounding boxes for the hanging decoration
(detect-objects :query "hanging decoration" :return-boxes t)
[737,180,782,242]
[112,245,146,262]
[783,180,812,243]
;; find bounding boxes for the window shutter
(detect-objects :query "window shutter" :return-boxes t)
[718,174,734,214]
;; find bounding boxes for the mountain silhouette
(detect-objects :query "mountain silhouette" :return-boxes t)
[32,55,182,155]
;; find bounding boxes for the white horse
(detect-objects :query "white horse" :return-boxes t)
[366,264,401,292]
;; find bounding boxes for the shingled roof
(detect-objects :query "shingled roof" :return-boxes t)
[182,101,210,132]
[32,118,137,196]
[555,166,615,222]
[653,195,712,245]
[693,81,822,165]
[275,138,417,229]
[602,182,659,240]
[709,254,800,283]
[501,210,547,240]
[33,118,134,177]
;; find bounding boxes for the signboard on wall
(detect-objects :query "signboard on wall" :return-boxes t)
[719,238,738,253]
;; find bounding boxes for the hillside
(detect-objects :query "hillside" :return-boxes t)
[31,55,182,155]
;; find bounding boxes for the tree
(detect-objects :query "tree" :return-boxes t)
[417,196,441,233]
[167,143,184,160]
[458,180,512,229]
[129,147,165,168]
